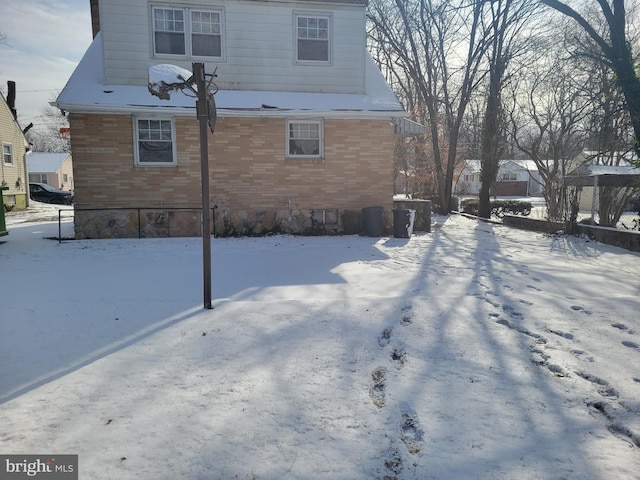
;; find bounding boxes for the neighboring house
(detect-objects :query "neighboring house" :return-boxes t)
[0,83,29,209]
[56,0,408,238]
[453,160,544,197]
[27,152,74,191]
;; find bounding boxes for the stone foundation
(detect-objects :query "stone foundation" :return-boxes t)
[74,207,379,238]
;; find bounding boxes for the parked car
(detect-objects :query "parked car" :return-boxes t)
[29,183,74,205]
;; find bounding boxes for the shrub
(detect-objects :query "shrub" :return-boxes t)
[460,199,532,218]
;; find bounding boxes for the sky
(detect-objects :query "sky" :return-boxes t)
[0,0,92,131]
[1,205,640,478]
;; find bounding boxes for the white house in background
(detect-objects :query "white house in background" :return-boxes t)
[1,84,30,209]
[27,152,74,191]
[453,160,544,197]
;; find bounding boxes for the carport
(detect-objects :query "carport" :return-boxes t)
[564,164,640,222]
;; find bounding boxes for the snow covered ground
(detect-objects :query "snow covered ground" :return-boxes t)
[1,204,640,479]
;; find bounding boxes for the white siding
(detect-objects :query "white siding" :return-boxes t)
[100,0,366,94]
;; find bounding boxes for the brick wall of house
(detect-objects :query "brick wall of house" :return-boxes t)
[69,113,394,238]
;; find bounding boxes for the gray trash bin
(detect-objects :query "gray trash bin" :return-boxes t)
[393,209,415,238]
[362,206,383,236]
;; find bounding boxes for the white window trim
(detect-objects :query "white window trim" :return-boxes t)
[2,143,13,165]
[151,5,225,61]
[286,119,324,159]
[293,12,332,65]
[133,117,178,167]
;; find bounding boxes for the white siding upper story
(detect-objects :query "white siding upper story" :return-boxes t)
[57,0,403,120]
[98,0,367,94]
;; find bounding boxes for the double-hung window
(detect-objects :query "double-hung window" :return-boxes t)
[295,14,330,63]
[287,120,323,159]
[501,173,517,181]
[153,6,223,58]
[2,143,13,165]
[135,118,176,166]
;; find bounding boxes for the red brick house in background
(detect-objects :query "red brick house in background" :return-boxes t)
[56,0,408,238]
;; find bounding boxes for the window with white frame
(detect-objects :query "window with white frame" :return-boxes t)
[29,173,48,184]
[295,14,330,62]
[501,173,517,181]
[2,143,13,165]
[287,120,323,158]
[153,6,223,58]
[135,118,176,166]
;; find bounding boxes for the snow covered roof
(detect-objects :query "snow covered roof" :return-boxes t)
[56,33,405,119]
[26,152,70,173]
[458,159,541,174]
[564,164,640,187]
[588,165,640,176]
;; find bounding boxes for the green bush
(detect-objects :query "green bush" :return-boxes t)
[460,199,531,218]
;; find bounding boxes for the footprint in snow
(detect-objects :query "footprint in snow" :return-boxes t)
[622,341,640,351]
[612,323,636,335]
[399,404,423,455]
[369,368,387,409]
[381,450,403,479]
[400,306,413,326]
[547,364,567,377]
[502,304,523,320]
[390,347,406,370]
[378,327,393,347]
[527,284,542,292]
[571,349,595,362]
[548,328,574,340]
[571,305,593,315]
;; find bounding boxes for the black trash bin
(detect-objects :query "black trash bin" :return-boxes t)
[393,209,415,238]
[362,206,383,236]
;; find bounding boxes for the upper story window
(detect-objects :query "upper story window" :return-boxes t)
[153,6,223,58]
[501,173,517,181]
[2,143,13,165]
[134,118,177,166]
[287,119,323,159]
[295,14,331,63]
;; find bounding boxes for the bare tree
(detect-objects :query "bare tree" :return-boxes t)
[368,0,491,213]
[25,101,71,153]
[539,0,640,162]
[507,41,591,220]
[477,0,539,218]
